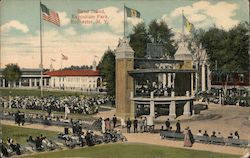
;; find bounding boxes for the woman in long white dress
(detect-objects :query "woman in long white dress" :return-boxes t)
[101,118,105,133]
[184,127,194,147]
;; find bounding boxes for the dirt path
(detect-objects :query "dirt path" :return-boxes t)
[1,120,246,156]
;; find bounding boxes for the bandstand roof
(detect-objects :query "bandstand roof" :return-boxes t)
[128,68,196,76]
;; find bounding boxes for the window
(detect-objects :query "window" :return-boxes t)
[228,74,233,83]
[239,74,244,83]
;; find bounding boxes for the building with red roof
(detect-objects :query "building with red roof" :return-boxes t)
[0,68,102,92]
[44,69,102,91]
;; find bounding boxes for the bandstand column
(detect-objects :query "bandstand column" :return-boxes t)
[191,73,194,96]
[207,65,211,90]
[195,62,198,93]
[44,79,47,87]
[171,73,175,88]
[201,61,206,91]
[34,78,37,87]
[19,80,21,87]
[162,73,167,88]
[183,91,191,116]
[167,73,171,87]
[169,91,176,118]
[39,78,42,87]
[8,82,10,87]
[130,92,136,118]
[150,92,155,117]
[3,79,5,87]
[29,79,32,87]
[115,37,135,119]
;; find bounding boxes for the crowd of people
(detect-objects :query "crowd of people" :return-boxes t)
[196,129,240,140]
[26,134,57,151]
[162,119,181,133]
[0,138,21,157]
[161,119,243,148]
[58,118,127,148]
[14,111,25,126]
[1,96,112,115]
[135,81,173,97]
[1,116,127,157]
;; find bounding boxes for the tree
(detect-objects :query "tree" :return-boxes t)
[148,20,177,57]
[3,64,22,87]
[226,23,249,71]
[129,19,177,58]
[198,23,249,71]
[129,22,150,58]
[186,22,249,71]
[97,49,115,96]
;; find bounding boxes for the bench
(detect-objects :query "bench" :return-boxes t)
[160,130,184,141]
[161,132,250,148]
[225,138,249,148]
[193,135,210,144]
[210,137,225,145]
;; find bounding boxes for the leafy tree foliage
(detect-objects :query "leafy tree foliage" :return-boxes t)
[148,20,177,57]
[200,23,249,71]
[186,23,249,71]
[97,49,115,96]
[129,20,177,58]
[3,64,22,87]
[129,22,150,58]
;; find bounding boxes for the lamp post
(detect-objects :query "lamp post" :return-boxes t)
[8,90,12,109]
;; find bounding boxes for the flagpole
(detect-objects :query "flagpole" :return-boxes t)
[61,53,63,70]
[182,10,184,36]
[124,4,125,37]
[40,0,44,97]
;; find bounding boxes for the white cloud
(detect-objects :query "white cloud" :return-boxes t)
[103,7,124,33]
[2,28,121,69]
[58,12,70,26]
[127,17,143,26]
[1,20,29,33]
[63,27,77,36]
[189,14,206,22]
[76,7,143,34]
[162,1,239,30]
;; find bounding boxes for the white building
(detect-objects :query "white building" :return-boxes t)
[45,69,102,91]
[0,68,102,92]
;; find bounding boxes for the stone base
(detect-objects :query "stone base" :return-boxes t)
[116,112,135,120]
[169,114,176,119]
[183,112,191,116]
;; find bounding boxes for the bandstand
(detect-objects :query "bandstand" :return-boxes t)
[115,38,196,120]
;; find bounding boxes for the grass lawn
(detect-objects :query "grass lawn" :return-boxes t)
[0,125,239,158]
[0,88,103,97]
[22,143,238,158]
[1,124,58,145]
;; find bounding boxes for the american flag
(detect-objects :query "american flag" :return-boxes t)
[41,3,60,27]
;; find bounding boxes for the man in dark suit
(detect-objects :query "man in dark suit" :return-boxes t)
[112,115,117,128]
[176,120,181,133]
[126,118,132,133]
[133,117,138,133]
[165,118,170,130]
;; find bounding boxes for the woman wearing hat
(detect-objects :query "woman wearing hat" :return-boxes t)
[184,127,194,147]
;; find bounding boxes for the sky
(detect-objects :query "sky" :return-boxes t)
[0,0,249,70]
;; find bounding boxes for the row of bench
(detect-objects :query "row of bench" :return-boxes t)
[160,130,249,148]
[0,114,97,131]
